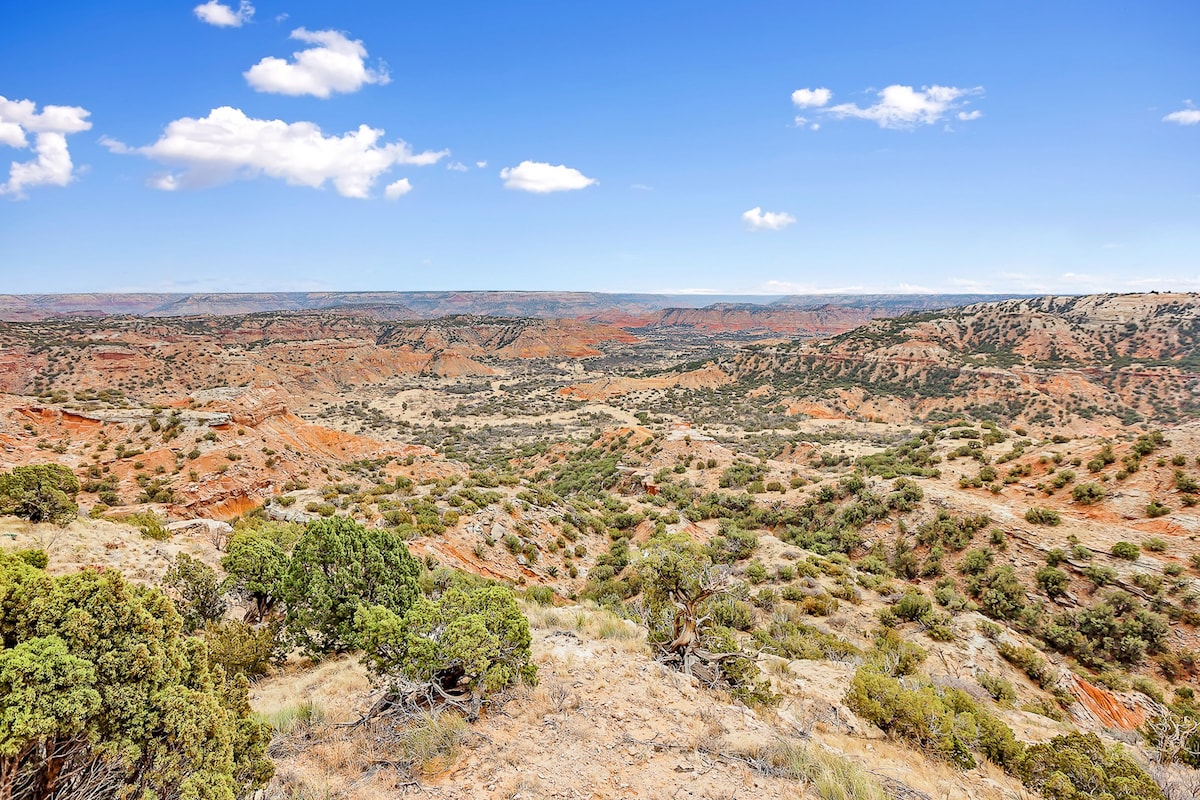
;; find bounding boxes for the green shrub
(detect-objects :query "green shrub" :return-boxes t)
[204,619,285,677]
[163,552,227,634]
[705,596,754,630]
[1025,507,1061,526]
[890,589,932,623]
[844,666,1023,772]
[997,642,1057,690]
[1035,566,1070,599]
[745,560,768,584]
[282,516,420,655]
[1021,697,1066,722]
[121,510,170,540]
[13,548,48,569]
[966,565,1027,622]
[866,629,927,676]
[1020,733,1163,800]
[1084,564,1117,586]
[357,584,537,713]
[221,529,291,624]
[752,617,861,663]
[1041,593,1168,668]
[0,463,80,525]
[958,547,995,575]
[1072,482,1106,505]
[1145,500,1170,518]
[752,588,776,610]
[523,586,554,606]
[0,553,273,798]
[706,521,758,563]
[1131,676,1163,704]
[797,592,838,617]
[977,671,1017,704]
[1110,541,1140,560]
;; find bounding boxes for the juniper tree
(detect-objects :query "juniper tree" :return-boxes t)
[221,530,290,624]
[356,584,536,718]
[281,516,420,655]
[0,552,273,800]
[0,464,80,526]
[164,552,227,633]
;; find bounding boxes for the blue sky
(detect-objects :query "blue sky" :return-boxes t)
[1,1,1197,295]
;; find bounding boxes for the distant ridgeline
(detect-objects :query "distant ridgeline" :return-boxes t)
[0,290,1028,321]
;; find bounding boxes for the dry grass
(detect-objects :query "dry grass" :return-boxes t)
[523,599,649,654]
[262,709,469,798]
[0,516,222,583]
[391,710,469,775]
[265,699,326,737]
[251,654,371,723]
[737,739,888,800]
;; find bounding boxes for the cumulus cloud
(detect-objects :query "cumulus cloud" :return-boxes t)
[103,106,446,198]
[1163,106,1200,125]
[446,161,468,171]
[791,87,831,108]
[475,160,487,168]
[957,109,983,121]
[245,28,389,97]
[0,96,91,198]
[194,0,254,27]
[826,84,983,129]
[742,206,796,231]
[500,161,596,193]
[384,178,412,199]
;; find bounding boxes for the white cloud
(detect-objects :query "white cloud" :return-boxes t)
[384,178,412,199]
[1163,108,1200,126]
[957,110,982,121]
[446,161,468,171]
[742,206,796,231]
[104,106,447,198]
[475,160,487,168]
[791,87,831,108]
[500,160,596,193]
[0,96,92,198]
[148,173,179,191]
[244,28,389,97]
[194,0,254,27]
[630,183,653,191]
[824,84,983,129]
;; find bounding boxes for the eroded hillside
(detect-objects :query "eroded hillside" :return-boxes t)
[720,293,1200,432]
[3,292,1200,800]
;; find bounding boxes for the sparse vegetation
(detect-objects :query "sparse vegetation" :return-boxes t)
[4,294,1200,799]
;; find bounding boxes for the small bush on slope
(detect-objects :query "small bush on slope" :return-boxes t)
[845,663,1164,800]
[356,584,537,718]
